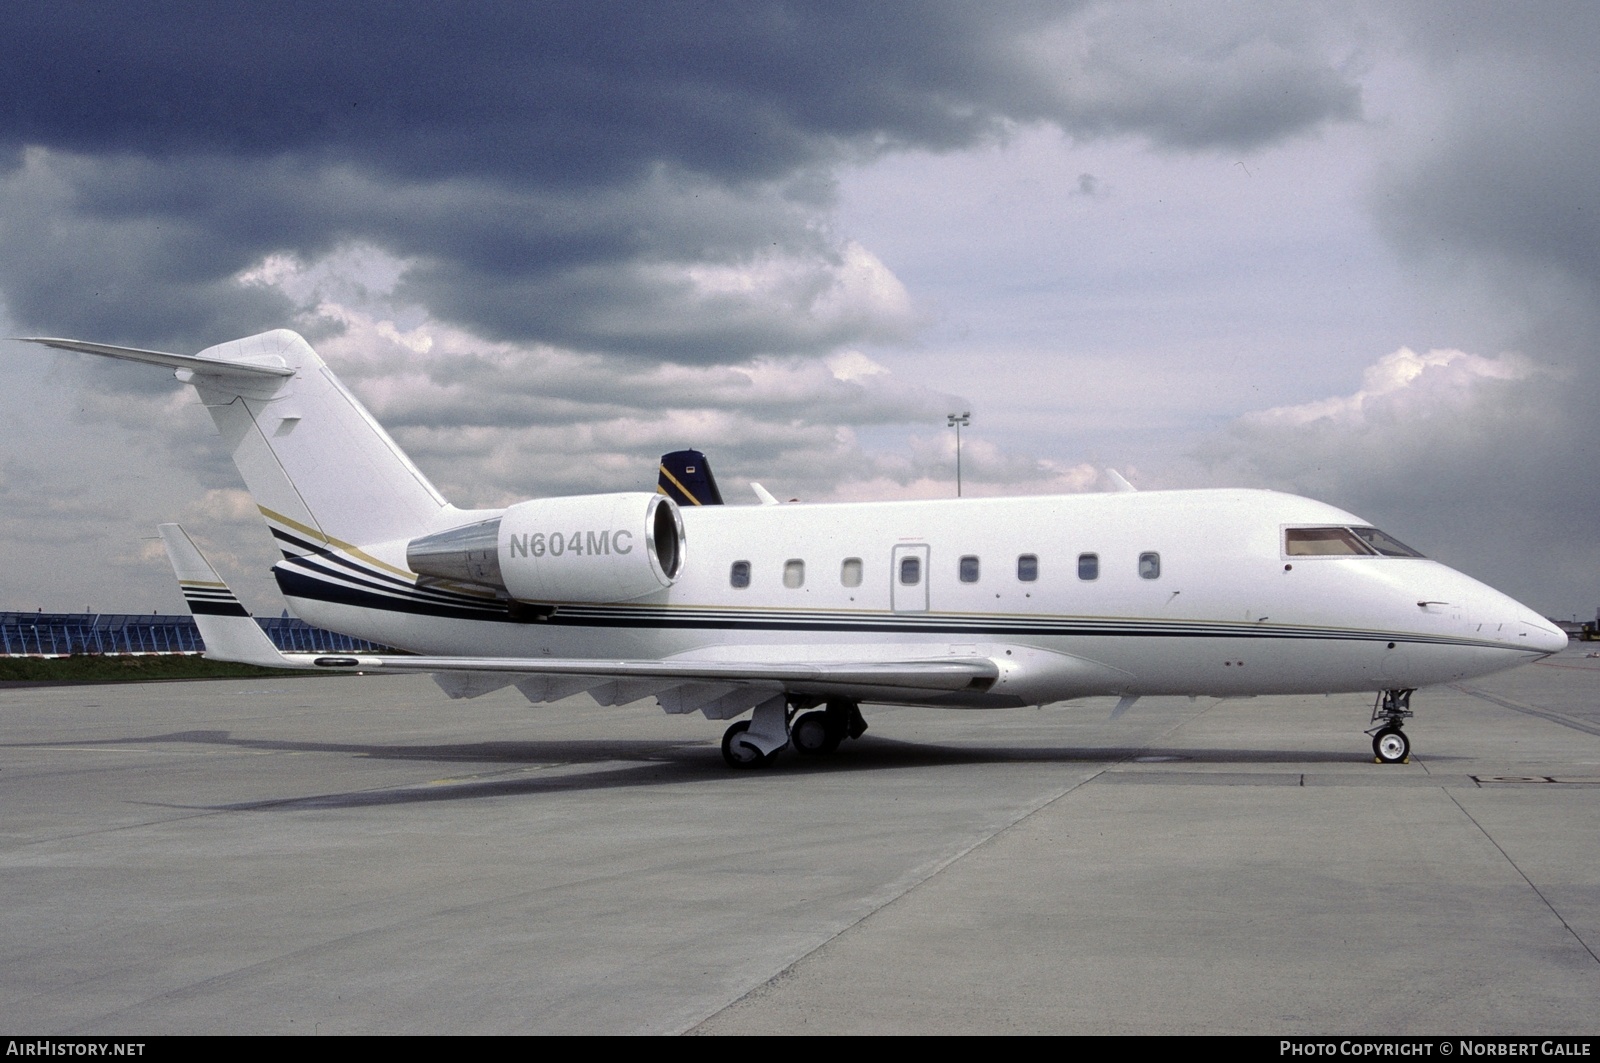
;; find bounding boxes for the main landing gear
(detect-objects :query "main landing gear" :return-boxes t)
[1366,688,1414,764]
[721,698,868,768]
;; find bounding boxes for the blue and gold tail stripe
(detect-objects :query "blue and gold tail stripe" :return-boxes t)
[178,580,250,618]
[657,449,723,506]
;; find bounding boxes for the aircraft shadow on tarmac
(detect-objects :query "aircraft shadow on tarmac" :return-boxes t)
[74,728,1404,812]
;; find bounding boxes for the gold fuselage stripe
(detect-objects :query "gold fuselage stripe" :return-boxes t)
[257,505,417,579]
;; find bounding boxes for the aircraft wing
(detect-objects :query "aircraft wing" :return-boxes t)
[305,651,996,691]
[159,523,997,717]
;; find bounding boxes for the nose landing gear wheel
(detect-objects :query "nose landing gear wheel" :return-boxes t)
[1372,727,1410,764]
[721,720,772,768]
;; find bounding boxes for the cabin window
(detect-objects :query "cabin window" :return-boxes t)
[730,560,751,589]
[841,557,863,587]
[784,559,805,588]
[899,555,922,585]
[1078,553,1099,580]
[959,555,980,583]
[1139,552,1161,580]
[1017,554,1038,582]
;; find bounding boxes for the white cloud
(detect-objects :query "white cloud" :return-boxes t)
[212,259,1119,511]
[826,349,890,382]
[1238,347,1532,429]
[1193,343,1590,614]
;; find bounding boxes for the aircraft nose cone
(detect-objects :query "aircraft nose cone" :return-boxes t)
[1523,615,1570,654]
[1434,566,1567,656]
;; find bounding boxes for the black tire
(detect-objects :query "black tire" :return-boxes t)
[722,720,769,768]
[791,711,841,755]
[1372,727,1410,764]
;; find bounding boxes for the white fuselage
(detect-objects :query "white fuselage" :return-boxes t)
[279,488,1566,708]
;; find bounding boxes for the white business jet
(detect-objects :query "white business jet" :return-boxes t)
[19,330,1568,767]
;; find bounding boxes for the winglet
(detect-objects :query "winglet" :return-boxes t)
[1106,469,1137,493]
[158,524,293,668]
[750,482,780,506]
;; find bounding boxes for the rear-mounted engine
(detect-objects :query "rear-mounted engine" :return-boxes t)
[406,492,684,603]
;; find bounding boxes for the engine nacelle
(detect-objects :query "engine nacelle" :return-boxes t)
[406,492,684,604]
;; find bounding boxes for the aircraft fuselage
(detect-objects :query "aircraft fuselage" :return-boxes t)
[277,487,1565,708]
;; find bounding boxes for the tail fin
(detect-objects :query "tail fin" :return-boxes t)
[159,523,293,668]
[23,330,449,549]
[657,449,723,506]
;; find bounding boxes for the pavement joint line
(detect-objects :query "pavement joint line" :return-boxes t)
[1086,769,1492,787]
[683,697,1215,1034]
[52,814,932,1037]
[1451,684,1600,738]
[1444,789,1600,968]
[4,745,276,756]
[7,805,248,849]
[679,765,1113,1034]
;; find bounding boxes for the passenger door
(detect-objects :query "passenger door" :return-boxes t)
[890,543,930,612]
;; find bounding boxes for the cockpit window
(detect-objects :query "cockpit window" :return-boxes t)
[1349,527,1425,558]
[1285,527,1370,555]
[1284,526,1426,558]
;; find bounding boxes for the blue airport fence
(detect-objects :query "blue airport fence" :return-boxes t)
[0,612,389,657]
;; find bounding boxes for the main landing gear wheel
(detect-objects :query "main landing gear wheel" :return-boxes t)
[790,711,842,755]
[1372,728,1410,764]
[721,720,771,769]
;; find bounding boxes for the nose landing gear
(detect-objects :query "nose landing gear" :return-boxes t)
[1367,688,1414,764]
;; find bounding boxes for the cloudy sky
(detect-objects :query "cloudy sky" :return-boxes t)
[1,2,1596,619]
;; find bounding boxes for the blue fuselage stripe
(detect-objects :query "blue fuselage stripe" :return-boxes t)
[274,569,1492,649]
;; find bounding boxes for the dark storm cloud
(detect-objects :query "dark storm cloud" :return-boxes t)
[1037,2,1363,151]
[1374,3,1600,614]
[1377,5,1600,300]
[1,2,1055,184]
[0,2,1364,355]
[1195,3,1600,614]
[0,152,295,350]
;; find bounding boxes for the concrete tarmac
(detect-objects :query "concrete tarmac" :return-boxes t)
[1,646,1597,1034]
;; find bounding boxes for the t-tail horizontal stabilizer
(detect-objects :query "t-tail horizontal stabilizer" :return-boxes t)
[158,523,299,669]
[18,337,295,379]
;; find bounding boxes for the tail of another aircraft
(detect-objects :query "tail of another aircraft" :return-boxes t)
[23,330,451,550]
[657,449,724,506]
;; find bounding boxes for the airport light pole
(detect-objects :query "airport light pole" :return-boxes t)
[947,411,970,497]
